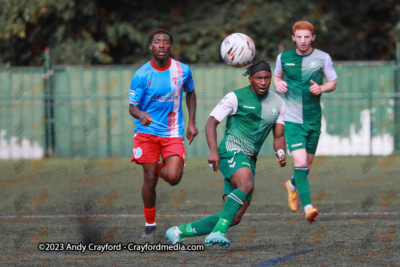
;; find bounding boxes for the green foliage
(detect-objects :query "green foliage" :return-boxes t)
[0,0,399,66]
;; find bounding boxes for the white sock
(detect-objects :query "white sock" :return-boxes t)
[304,204,313,213]
[145,222,156,226]
[289,181,296,191]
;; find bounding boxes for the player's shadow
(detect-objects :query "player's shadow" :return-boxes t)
[78,220,104,244]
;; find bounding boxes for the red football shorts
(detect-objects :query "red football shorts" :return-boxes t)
[131,132,185,164]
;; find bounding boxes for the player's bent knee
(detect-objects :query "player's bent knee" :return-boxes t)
[167,177,182,186]
[164,171,183,186]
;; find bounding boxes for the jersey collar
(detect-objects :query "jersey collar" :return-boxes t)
[150,58,171,71]
[295,48,314,57]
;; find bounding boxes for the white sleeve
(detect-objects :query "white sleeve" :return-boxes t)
[275,100,286,125]
[209,92,238,122]
[323,54,337,81]
[274,54,284,78]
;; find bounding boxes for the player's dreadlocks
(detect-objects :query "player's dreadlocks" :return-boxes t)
[243,60,271,77]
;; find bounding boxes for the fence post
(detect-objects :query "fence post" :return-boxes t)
[395,42,400,153]
[44,47,55,157]
[44,48,50,157]
[106,94,111,157]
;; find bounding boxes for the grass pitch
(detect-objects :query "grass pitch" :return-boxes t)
[0,156,399,266]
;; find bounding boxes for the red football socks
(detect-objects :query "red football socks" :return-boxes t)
[143,205,156,224]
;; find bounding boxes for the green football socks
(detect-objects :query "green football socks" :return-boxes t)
[177,214,220,237]
[176,189,247,237]
[212,189,247,234]
[293,167,311,206]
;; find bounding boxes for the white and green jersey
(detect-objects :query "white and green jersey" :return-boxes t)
[210,86,285,158]
[274,48,337,129]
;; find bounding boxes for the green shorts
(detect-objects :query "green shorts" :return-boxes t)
[218,148,256,203]
[285,122,321,154]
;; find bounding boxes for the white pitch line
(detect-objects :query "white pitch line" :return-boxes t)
[0,211,398,219]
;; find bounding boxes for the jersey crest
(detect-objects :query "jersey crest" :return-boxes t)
[172,77,182,87]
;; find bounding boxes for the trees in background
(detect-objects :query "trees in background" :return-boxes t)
[0,0,398,66]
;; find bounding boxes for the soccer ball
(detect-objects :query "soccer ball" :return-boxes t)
[220,33,255,67]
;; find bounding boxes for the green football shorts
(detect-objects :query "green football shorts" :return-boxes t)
[218,148,256,203]
[285,121,321,154]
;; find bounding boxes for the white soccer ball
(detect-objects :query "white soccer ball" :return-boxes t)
[220,33,256,67]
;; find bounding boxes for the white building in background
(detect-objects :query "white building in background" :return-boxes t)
[0,130,44,159]
[317,110,393,156]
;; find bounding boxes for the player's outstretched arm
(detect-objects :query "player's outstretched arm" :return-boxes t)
[185,90,199,145]
[273,75,288,93]
[129,104,153,126]
[205,116,220,172]
[273,123,286,167]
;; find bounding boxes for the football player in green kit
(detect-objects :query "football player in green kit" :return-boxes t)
[274,21,337,223]
[166,60,287,247]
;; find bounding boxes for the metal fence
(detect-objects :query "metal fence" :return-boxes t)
[0,59,398,159]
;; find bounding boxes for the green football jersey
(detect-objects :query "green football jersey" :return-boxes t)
[210,86,285,158]
[274,48,337,129]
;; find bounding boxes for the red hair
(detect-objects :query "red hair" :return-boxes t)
[292,21,314,34]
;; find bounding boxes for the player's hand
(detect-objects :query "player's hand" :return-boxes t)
[309,80,322,95]
[275,152,286,167]
[208,150,220,172]
[275,80,288,93]
[140,112,153,126]
[186,122,198,145]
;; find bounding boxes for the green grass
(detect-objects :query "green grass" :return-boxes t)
[0,156,399,266]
